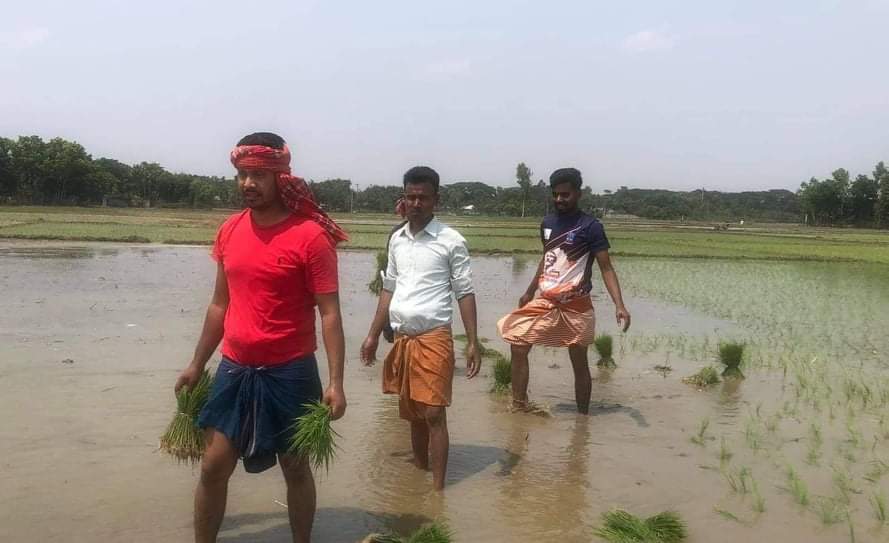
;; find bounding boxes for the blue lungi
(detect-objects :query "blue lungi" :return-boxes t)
[198,355,322,473]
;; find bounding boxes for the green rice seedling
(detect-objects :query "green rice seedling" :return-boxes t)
[787,466,809,506]
[719,437,733,464]
[744,419,763,452]
[718,342,745,379]
[367,250,387,296]
[871,492,887,524]
[840,445,858,465]
[765,413,781,434]
[810,423,823,448]
[832,468,858,504]
[691,417,710,446]
[815,497,845,525]
[682,366,720,388]
[645,512,688,543]
[594,509,687,543]
[846,421,863,448]
[864,459,889,483]
[806,424,823,465]
[751,477,766,513]
[364,520,454,543]
[595,335,616,368]
[714,508,743,523]
[725,466,751,494]
[880,387,889,408]
[159,369,213,463]
[491,352,512,394]
[806,445,821,466]
[287,401,340,473]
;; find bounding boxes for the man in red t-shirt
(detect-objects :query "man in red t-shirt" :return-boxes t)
[174,132,347,543]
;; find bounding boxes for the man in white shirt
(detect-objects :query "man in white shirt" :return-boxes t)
[360,166,481,491]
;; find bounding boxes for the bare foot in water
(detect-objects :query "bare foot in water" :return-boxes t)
[408,457,430,471]
[509,399,551,417]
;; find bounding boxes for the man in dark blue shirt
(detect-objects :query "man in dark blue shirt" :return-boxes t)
[497,168,631,414]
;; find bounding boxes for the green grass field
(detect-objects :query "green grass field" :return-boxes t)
[1,206,888,264]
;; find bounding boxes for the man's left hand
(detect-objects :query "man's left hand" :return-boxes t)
[465,341,482,379]
[616,306,631,332]
[323,384,347,420]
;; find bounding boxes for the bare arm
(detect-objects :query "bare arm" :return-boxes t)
[457,293,481,378]
[316,292,347,420]
[519,257,545,307]
[449,238,481,378]
[360,289,393,365]
[362,238,398,364]
[595,250,631,332]
[175,263,228,392]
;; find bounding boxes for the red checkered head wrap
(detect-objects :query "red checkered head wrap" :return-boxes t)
[230,144,348,243]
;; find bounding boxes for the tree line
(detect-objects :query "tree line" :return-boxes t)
[2,135,888,227]
[0,136,238,208]
[798,164,889,227]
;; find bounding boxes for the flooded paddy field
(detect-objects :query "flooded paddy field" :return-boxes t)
[1,241,889,542]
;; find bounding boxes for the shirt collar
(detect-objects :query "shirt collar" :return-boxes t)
[398,216,441,240]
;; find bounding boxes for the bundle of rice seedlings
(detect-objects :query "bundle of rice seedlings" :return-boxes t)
[718,342,745,379]
[287,401,340,473]
[363,520,453,543]
[594,509,687,543]
[682,366,720,388]
[159,370,213,463]
[491,351,512,393]
[367,250,388,295]
[594,335,616,368]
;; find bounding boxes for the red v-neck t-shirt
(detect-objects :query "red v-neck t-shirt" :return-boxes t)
[212,210,339,366]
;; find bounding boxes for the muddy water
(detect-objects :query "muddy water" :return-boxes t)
[0,241,872,542]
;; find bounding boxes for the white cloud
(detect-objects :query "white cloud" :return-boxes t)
[424,59,472,78]
[0,27,50,49]
[621,29,676,53]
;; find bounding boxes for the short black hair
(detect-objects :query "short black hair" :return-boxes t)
[237,132,285,149]
[550,168,582,190]
[403,166,440,192]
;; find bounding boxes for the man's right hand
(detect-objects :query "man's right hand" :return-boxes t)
[174,363,204,393]
[518,291,535,308]
[360,335,379,366]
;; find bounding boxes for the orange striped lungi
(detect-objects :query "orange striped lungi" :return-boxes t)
[497,296,596,347]
[382,326,455,421]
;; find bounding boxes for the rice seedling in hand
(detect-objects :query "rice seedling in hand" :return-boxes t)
[159,369,213,463]
[718,342,745,379]
[367,250,387,295]
[594,509,687,543]
[363,520,454,543]
[595,335,616,368]
[287,401,340,473]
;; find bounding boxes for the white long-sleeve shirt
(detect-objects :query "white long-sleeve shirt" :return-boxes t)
[382,217,474,336]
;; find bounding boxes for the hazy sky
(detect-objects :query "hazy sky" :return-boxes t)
[2,0,887,191]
